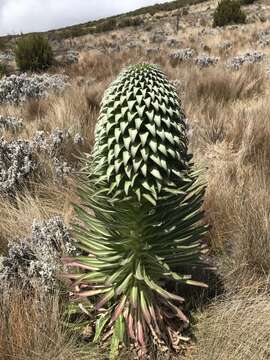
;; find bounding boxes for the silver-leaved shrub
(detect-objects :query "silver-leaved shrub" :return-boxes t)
[0,73,69,104]
[0,217,76,292]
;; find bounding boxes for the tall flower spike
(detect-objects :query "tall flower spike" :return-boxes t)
[91,63,190,205]
[65,64,209,359]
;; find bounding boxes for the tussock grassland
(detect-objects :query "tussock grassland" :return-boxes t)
[1,7,270,358]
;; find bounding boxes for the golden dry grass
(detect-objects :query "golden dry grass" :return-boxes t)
[186,289,270,360]
[0,291,96,360]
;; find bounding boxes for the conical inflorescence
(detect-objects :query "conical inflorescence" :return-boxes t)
[92,63,192,204]
[65,64,208,359]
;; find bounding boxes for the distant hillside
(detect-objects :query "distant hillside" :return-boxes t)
[0,0,207,45]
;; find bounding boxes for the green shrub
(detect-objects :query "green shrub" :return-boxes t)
[0,38,8,51]
[96,19,117,33]
[0,63,7,78]
[15,34,53,72]
[65,64,208,358]
[240,0,255,4]
[117,16,144,28]
[213,0,246,27]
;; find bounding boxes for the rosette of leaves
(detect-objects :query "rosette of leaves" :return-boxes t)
[64,64,208,358]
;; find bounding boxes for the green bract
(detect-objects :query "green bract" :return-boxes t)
[65,64,208,359]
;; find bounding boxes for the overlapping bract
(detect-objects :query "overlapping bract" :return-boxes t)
[92,63,191,205]
[65,64,208,358]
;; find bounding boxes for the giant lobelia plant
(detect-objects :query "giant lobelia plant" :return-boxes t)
[64,64,208,358]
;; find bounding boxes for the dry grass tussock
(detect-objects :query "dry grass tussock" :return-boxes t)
[2,12,270,358]
[0,183,74,252]
[187,289,270,360]
[0,291,96,360]
[200,98,270,270]
[184,64,266,105]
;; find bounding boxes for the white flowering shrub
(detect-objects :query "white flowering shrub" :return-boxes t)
[0,73,69,104]
[227,51,266,70]
[65,50,79,64]
[170,48,195,62]
[0,217,76,292]
[73,133,84,145]
[33,128,84,157]
[151,30,167,43]
[0,138,37,194]
[53,157,73,180]
[42,129,84,181]
[49,128,72,152]
[56,50,79,65]
[0,51,14,62]
[0,129,84,194]
[0,115,24,133]
[195,54,219,68]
